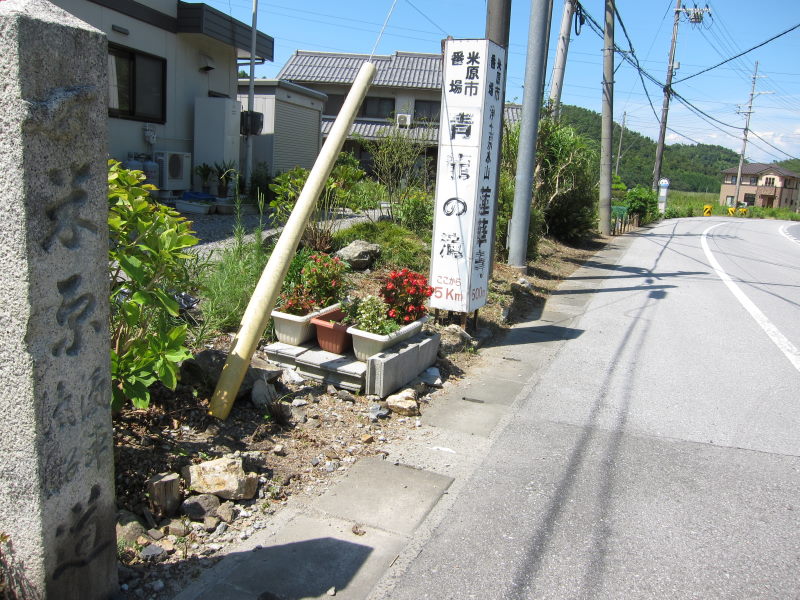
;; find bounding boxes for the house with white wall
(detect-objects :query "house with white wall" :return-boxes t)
[52,0,273,195]
[236,79,326,176]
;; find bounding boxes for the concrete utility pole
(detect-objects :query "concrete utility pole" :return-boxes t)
[508,0,552,269]
[615,110,626,176]
[549,0,577,118]
[732,61,770,208]
[651,1,711,190]
[243,0,258,193]
[486,0,512,277]
[599,0,614,235]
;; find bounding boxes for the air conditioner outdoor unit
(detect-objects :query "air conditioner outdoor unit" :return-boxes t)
[396,113,412,128]
[154,151,192,190]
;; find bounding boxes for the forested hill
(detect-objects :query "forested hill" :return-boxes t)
[777,159,800,174]
[558,105,739,192]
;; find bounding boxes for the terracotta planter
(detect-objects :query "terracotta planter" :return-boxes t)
[310,309,352,354]
[271,303,340,346]
[347,316,428,361]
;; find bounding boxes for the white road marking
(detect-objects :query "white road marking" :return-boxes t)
[701,223,800,373]
[779,224,800,247]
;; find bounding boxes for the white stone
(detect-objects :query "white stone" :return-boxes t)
[386,389,419,416]
[183,458,259,500]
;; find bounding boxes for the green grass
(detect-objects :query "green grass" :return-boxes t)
[665,190,800,221]
[332,220,431,272]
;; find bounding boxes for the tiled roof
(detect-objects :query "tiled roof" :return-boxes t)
[321,118,439,143]
[721,162,800,178]
[320,105,523,143]
[278,51,442,90]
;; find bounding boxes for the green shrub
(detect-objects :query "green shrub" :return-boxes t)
[332,221,430,272]
[108,160,198,410]
[395,187,433,231]
[624,186,659,224]
[269,152,366,251]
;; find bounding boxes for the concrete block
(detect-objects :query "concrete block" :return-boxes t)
[0,2,117,597]
[366,332,441,397]
[295,348,366,392]
[264,341,312,368]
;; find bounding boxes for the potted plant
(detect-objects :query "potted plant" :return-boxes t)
[310,297,359,354]
[272,253,349,345]
[214,160,237,200]
[347,269,433,361]
[194,163,214,194]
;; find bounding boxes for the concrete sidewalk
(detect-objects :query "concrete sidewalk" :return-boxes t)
[172,238,631,600]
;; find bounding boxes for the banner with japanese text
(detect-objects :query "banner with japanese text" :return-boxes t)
[429,38,506,312]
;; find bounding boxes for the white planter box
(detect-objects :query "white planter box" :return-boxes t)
[175,199,213,214]
[347,316,428,361]
[271,303,340,346]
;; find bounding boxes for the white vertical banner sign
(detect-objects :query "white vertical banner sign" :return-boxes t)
[430,38,506,312]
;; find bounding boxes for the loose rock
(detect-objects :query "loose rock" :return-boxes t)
[181,494,221,520]
[251,378,279,408]
[216,501,236,523]
[386,389,419,416]
[140,544,166,560]
[334,239,381,270]
[116,509,148,544]
[272,444,287,457]
[419,367,443,387]
[281,369,305,385]
[183,457,259,500]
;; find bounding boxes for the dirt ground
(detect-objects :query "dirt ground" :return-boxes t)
[112,234,609,596]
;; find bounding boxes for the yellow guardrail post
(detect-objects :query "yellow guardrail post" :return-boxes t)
[208,62,377,420]
[703,204,713,216]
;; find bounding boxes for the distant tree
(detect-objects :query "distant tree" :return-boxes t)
[238,69,248,78]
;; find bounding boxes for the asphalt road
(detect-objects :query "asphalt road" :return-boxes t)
[380,217,800,599]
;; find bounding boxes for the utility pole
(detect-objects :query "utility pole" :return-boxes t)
[486,0,512,278]
[549,0,577,118]
[652,1,710,190]
[732,61,770,208]
[508,0,551,269]
[243,0,258,194]
[599,0,614,236]
[615,110,626,176]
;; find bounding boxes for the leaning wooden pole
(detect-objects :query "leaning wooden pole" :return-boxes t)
[209,62,376,419]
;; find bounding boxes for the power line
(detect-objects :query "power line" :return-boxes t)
[403,0,449,36]
[673,22,800,84]
[750,131,800,161]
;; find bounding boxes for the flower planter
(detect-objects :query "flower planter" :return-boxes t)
[271,303,340,346]
[310,309,352,354]
[347,316,428,361]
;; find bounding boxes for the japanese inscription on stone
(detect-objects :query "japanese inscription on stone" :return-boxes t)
[430,38,506,312]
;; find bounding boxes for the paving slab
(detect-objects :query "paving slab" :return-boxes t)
[178,515,406,600]
[421,395,510,437]
[314,457,453,536]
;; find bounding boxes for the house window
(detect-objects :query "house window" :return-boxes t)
[728,175,737,185]
[743,193,756,206]
[108,44,166,123]
[359,96,394,119]
[786,178,796,189]
[749,176,758,185]
[414,100,440,121]
[324,94,345,116]
[764,176,775,186]
[726,195,734,206]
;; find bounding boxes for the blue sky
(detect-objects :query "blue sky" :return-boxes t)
[209,0,800,164]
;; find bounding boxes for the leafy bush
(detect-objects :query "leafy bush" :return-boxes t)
[269,152,366,251]
[108,160,198,410]
[624,186,659,224]
[663,206,681,219]
[332,221,430,272]
[395,187,434,231]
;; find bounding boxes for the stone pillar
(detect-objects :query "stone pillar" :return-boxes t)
[0,1,117,598]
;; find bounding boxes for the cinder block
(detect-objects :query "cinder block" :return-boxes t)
[264,342,312,368]
[366,332,441,397]
[295,348,366,392]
